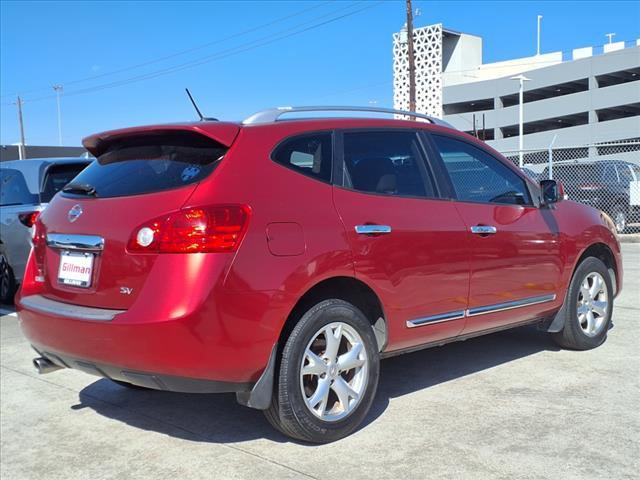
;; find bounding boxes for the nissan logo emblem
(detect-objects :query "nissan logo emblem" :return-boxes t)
[68,204,83,223]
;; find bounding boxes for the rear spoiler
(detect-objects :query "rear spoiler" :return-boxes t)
[82,122,240,157]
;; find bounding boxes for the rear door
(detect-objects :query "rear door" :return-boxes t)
[33,131,230,309]
[427,133,562,334]
[332,129,470,351]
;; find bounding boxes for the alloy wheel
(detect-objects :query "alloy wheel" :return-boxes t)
[577,272,609,337]
[300,322,368,422]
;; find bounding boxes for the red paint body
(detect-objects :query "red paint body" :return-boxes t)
[16,118,623,388]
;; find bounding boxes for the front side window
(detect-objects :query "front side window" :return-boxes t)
[272,133,332,183]
[342,131,433,197]
[431,135,531,205]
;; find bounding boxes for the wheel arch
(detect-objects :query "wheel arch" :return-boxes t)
[544,241,618,333]
[279,276,388,353]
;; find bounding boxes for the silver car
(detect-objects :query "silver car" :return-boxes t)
[0,158,91,303]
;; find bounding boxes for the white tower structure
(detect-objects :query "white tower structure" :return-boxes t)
[392,23,444,118]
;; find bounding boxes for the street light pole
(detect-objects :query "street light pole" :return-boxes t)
[511,75,531,168]
[53,84,63,146]
[537,15,543,56]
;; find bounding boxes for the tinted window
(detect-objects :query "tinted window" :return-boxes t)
[432,135,531,205]
[602,164,618,183]
[618,165,634,184]
[0,169,38,206]
[342,131,433,197]
[66,133,227,198]
[272,133,332,182]
[40,163,89,203]
[543,164,598,183]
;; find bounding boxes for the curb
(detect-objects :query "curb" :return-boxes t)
[618,234,640,243]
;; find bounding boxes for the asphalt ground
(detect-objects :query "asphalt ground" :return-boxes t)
[1,244,638,479]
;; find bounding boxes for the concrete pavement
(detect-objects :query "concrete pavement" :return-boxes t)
[1,245,639,479]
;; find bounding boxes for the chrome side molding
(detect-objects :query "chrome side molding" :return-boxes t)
[466,294,556,317]
[406,294,557,329]
[47,233,104,251]
[406,310,466,328]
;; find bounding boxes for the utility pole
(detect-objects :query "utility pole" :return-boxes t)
[53,84,63,146]
[16,96,26,160]
[406,0,416,118]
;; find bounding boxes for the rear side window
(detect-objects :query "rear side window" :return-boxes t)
[432,135,531,205]
[40,163,90,203]
[66,133,227,198]
[342,131,433,197]
[272,133,332,182]
[0,169,38,206]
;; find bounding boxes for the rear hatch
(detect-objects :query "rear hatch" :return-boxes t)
[33,126,238,309]
[550,164,603,203]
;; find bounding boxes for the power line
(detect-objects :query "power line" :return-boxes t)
[8,1,381,105]
[0,1,332,99]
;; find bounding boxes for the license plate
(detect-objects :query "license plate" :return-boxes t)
[58,251,94,288]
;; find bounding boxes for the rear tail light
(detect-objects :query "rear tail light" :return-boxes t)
[18,211,39,228]
[127,205,251,254]
[31,218,47,282]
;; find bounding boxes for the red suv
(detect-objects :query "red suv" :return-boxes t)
[17,107,622,443]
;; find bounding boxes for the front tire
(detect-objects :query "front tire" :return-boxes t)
[552,257,613,350]
[265,299,380,443]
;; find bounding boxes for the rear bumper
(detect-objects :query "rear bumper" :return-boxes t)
[32,345,252,393]
[16,288,284,385]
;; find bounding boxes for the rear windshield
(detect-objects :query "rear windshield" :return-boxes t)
[40,163,90,203]
[65,133,227,198]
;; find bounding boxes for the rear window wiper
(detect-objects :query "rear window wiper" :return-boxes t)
[62,182,98,196]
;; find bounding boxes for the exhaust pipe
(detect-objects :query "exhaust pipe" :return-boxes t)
[33,357,62,374]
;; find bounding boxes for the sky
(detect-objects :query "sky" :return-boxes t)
[1,0,638,146]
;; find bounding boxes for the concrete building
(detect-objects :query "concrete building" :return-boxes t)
[393,24,640,159]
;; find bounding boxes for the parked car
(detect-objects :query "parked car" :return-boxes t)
[16,107,622,443]
[540,159,640,234]
[0,158,91,303]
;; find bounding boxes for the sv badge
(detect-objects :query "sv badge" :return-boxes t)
[119,287,133,295]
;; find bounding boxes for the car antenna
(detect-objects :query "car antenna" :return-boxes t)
[185,88,218,121]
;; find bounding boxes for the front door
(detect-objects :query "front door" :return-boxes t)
[332,129,470,351]
[428,133,563,334]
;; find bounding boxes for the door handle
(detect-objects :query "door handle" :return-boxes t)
[355,225,392,235]
[470,225,497,235]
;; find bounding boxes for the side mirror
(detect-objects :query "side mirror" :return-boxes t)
[540,179,564,206]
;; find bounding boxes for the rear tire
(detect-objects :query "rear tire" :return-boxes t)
[0,253,17,305]
[552,257,613,350]
[265,299,380,443]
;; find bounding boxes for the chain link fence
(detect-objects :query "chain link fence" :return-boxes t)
[499,140,640,234]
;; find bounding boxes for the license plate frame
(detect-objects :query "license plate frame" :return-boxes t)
[57,251,95,288]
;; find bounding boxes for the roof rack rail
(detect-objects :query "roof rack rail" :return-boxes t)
[242,106,455,128]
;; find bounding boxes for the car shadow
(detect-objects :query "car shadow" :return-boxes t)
[76,325,561,444]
